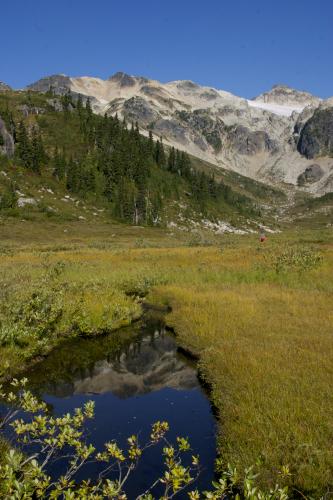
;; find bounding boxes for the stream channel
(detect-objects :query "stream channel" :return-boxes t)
[9,313,217,498]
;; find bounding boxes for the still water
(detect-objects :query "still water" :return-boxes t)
[21,317,217,497]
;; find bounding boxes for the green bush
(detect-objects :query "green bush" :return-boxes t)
[273,245,323,274]
[0,181,17,209]
[0,379,290,499]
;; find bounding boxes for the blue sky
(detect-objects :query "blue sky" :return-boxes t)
[1,0,332,98]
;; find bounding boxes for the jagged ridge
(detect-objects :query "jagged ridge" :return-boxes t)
[18,73,333,195]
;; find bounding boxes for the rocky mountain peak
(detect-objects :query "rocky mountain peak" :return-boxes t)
[254,84,321,107]
[175,80,199,90]
[272,83,293,90]
[108,71,138,87]
[23,71,333,195]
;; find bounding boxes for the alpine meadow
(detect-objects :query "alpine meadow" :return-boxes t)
[0,1,333,498]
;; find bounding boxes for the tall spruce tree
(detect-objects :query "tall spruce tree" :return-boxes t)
[167,147,176,173]
[16,122,31,168]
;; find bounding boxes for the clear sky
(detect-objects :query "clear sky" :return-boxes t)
[1,0,332,98]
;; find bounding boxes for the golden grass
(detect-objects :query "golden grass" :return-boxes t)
[0,224,332,495]
[159,284,333,493]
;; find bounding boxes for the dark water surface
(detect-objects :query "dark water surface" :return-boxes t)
[20,317,217,497]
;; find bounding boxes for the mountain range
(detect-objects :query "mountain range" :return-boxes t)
[1,72,333,201]
[9,72,330,196]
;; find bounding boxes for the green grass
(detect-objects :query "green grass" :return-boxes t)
[1,88,333,497]
[0,221,332,497]
[0,88,271,231]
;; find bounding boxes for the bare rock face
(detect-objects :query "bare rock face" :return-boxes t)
[297,108,333,159]
[226,125,278,155]
[0,81,12,92]
[26,74,71,94]
[25,72,333,193]
[297,164,324,186]
[153,118,188,145]
[176,110,224,152]
[122,96,160,125]
[0,117,15,157]
[254,84,321,108]
[108,71,137,87]
[18,104,46,117]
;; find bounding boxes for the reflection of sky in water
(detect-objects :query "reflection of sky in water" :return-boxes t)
[20,326,217,498]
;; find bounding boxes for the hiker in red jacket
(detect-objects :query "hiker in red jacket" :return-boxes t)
[259,229,266,243]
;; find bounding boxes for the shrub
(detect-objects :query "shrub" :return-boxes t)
[272,245,323,274]
[0,181,17,209]
[0,379,289,499]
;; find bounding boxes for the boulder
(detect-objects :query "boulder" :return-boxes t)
[17,197,37,208]
[297,164,324,186]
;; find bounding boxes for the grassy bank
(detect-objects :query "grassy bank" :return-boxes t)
[0,223,332,496]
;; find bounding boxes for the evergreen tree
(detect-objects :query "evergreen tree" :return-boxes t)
[114,178,138,223]
[85,97,93,119]
[30,128,41,173]
[76,94,83,117]
[167,147,177,173]
[53,148,67,181]
[66,157,80,192]
[30,127,47,173]
[148,131,154,157]
[62,90,73,115]
[179,151,191,179]
[16,122,32,168]
[154,139,166,168]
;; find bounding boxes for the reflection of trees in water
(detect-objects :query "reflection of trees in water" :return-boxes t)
[27,328,199,399]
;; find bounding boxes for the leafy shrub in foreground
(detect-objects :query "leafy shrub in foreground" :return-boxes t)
[0,261,141,355]
[0,379,290,499]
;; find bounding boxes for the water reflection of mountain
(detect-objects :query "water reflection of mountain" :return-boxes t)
[34,330,199,399]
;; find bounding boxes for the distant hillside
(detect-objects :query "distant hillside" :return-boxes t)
[24,73,333,195]
[0,88,282,234]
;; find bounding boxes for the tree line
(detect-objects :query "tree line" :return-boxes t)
[10,92,253,223]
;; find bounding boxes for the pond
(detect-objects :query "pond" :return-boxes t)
[9,315,217,498]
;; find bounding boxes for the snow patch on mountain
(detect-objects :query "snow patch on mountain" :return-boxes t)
[26,73,333,194]
[247,99,305,117]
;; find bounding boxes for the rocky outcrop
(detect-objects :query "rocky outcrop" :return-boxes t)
[25,72,333,193]
[297,108,333,159]
[123,96,161,125]
[18,104,46,117]
[297,164,324,186]
[176,110,224,152]
[226,125,278,155]
[26,74,71,94]
[0,81,11,92]
[153,119,188,145]
[108,71,138,87]
[0,117,15,157]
